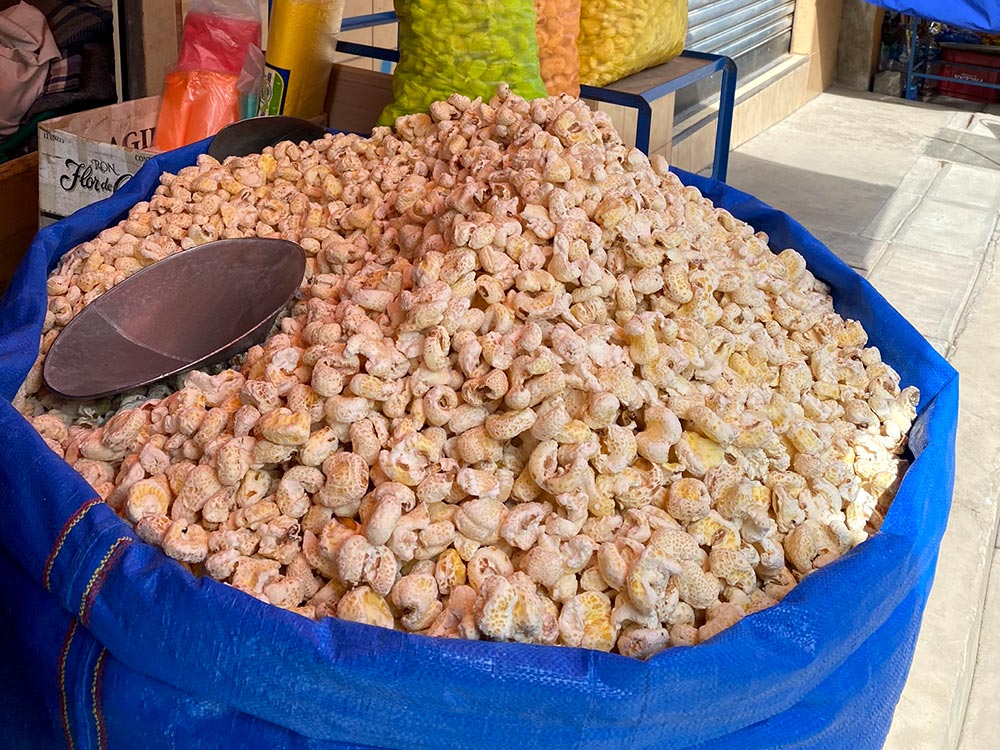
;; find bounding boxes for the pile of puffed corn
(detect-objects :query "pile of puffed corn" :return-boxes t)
[20,87,918,658]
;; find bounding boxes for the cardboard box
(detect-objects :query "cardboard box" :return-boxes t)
[325,64,393,135]
[38,97,159,226]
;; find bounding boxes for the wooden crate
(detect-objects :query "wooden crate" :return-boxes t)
[0,153,39,296]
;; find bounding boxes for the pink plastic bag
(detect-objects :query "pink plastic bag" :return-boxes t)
[176,7,262,75]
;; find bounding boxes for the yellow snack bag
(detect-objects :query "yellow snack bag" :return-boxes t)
[577,0,688,86]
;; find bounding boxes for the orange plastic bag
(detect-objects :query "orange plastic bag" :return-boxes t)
[534,0,581,97]
[153,70,194,152]
[186,70,241,142]
[153,70,240,151]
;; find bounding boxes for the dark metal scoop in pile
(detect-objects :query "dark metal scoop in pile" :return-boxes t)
[42,238,306,400]
[206,116,329,161]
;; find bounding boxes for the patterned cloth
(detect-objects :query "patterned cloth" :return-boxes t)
[31,0,110,50]
[32,0,113,96]
[42,47,80,93]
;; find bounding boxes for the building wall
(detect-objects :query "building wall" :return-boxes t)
[667,0,846,173]
[837,0,884,91]
[792,0,846,92]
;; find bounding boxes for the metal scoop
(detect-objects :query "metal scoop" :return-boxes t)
[42,238,305,400]
[206,116,328,160]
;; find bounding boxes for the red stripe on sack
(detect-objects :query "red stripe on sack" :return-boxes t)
[44,498,101,590]
[91,648,108,750]
[58,619,78,750]
[79,537,132,627]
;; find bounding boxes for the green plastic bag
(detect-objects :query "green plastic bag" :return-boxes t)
[378,0,548,126]
[578,0,688,86]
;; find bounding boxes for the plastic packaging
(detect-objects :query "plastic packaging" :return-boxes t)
[153,0,261,151]
[534,0,581,97]
[577,0,687,86]
[176,6,263,74]
[153,69,195,152]
[238,45,265,119]
[260,0,345,118]
[186,70,243,140]
[378,0,548,126]
[0,137,958,750]
[154,68,243,150]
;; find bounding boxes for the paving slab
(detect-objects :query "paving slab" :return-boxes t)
[862,191,924,241]
[894,199,997,259]
[899,156,949,196]
[930,163,1000,210]
[780,89,961,151]
[809,227,887,272]
[924,129,1000,172]
[732,89,955,187]
[724,152,894,236]
[736,130,921,187]
[947,112,976,132]
[867,243,980,341]
[957,556,1000,750]
[947,111,1000,139]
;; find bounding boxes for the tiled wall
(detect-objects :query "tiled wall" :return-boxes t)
[335,0,398,73]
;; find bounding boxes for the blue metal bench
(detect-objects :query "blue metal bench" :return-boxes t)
[336,12,736,182]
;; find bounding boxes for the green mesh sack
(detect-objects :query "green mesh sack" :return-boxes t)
[378,0,549,126]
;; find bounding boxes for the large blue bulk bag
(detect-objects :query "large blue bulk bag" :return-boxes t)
[863,0,1000,33]
[0,138,958,750]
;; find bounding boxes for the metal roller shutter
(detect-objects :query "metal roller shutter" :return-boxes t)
[687,0,797,80]
[672,0,796,124]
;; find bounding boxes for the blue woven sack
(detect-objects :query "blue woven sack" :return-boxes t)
[862,0,1000,33]
[0,140,958,750]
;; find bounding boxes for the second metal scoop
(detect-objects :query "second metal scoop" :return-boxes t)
[206,116,328,160]
[42,238,305,400]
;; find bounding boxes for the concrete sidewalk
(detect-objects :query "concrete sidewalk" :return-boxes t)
[719,87,1000,750]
